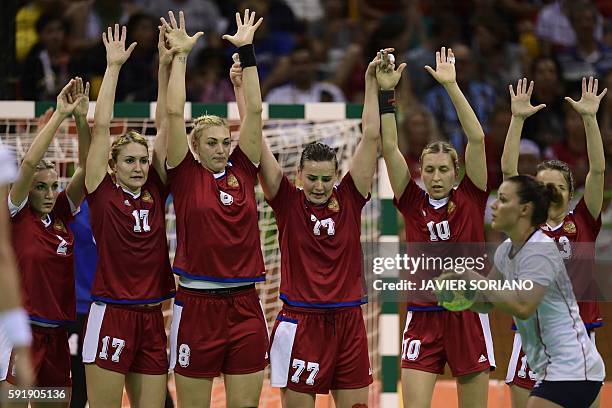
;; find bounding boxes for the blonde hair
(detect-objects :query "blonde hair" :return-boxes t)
[34,159,56,172]
[110,130,149,162]
[189,115,228,147]
[420,141,460,175]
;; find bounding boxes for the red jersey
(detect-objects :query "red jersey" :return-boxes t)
[394,176,489,310]
[268,173,368,307]
[87,169,175,304]
[167,147,264,283]
[540,198,602,329]
[10,191,76,324]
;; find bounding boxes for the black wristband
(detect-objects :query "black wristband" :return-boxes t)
[379,90,396,114]
[237,44,257,68]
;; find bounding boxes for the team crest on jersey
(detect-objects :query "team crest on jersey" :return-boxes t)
[563,221,576,234]
[142,190,153,203]
[53,219,66,233]
[327,197,340,212]
[227,174,239,188]
[447,201,456,214]
[220,190,234,206]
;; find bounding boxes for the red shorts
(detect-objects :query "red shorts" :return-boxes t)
[578,301,602,330]
[6,325,71,387]
[82,302,168,375]
[269,305,373,395]
[169,285,269,378]
[401,310,495,377]
[506,331,598,389]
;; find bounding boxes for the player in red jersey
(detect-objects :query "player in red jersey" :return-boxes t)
[161,10,267,408]
[257,49,396,407]
[81,24,175,407]
[381,47,494,408]
[2,77,90,403]
[500,76,607,408]
[0,146,33,388]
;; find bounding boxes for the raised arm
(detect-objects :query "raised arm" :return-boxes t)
[230,52,283,200]
[86,24,136,193]
[66,77,91,206]
[349,51,386,197]
[378,51,410,199]
[223,9,264,163]
[152,26,174,184]
[500,78,546,181]
[565,76,607,219]
[425,47,487,190]
[162,11,203,168]
[10,79,84,206]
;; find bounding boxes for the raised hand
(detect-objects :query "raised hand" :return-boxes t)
[160,10,203,54]
[375,49,406,90]
[230,54,243,87]
[72,77,91,118]
[565,76,608,116]
[425,47,456,85]
[103,24,136,67]
[365,49,384,80]
[56,79,85,117]
[222,9,263,48]
[509,78,546,119]
[158,25,175,67]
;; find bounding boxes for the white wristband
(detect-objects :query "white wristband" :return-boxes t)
[0,308,32,347]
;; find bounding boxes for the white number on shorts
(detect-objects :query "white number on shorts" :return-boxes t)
[402,339,421,361]
[305,362,320,385]
[132,209,151,233]
[178,344,191,368]
[426,221,450,241]
[517,354,536,380]
[99,336,126,362]
[290,359,320,385]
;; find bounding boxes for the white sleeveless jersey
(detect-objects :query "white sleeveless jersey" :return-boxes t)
[0,146,17,185]
[494,230,605,382]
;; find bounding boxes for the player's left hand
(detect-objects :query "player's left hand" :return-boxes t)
[425,46,456,85]
[565,76,607,117]
[56,79,86,118]
[375,49,406,90]
[160,11,204,54]
[72,76,90,118]
[222,9,263,48]
[158,25,175,67]
[230,54,243,88]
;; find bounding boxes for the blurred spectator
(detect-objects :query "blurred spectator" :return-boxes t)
[233,0,297,96]
[187,48,235,102]
[424,43,496,152]
[15,1,48,63]
[471,13,525,92]
[137,0,226,51]
[308,0,360,77]
[517,138,542,175]
[265,46,345,103]
[522,56,566,149]
[398,104,441,183]
[535,0,604,50]
[557,2,612,85]
[544,103,589,187]
[404,13,463,99]
[484,101,512,190]
[20,13,76,100]
[357,0,409,21]
[116,13,158,101]
[282,0,323,23]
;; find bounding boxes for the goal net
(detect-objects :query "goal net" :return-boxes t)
[0,113,381,407]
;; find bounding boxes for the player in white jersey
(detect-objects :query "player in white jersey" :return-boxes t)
[0,146,33,386]
[443,174,604,407]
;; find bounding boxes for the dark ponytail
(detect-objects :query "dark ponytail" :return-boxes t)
[508,175,563,226]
